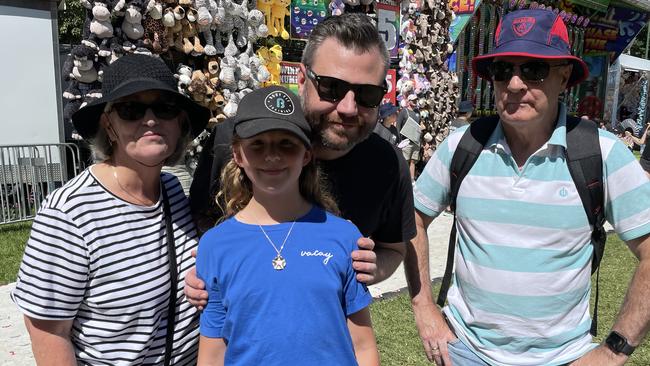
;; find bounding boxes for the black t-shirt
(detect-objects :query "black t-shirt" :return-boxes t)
[189,119,416,244]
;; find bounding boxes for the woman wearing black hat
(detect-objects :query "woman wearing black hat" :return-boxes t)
[12,54,209,365]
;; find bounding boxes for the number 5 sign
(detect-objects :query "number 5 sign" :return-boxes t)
[376,3,399,58]
[383,69,397,104]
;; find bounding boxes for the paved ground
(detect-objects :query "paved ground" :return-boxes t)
[0,214,454,365]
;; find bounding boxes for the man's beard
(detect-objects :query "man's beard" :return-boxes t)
[307,112,374,151]
[301,93,375,152]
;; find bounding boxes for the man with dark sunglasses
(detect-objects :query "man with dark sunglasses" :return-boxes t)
[186,13,415,310]
[409,9,650,366]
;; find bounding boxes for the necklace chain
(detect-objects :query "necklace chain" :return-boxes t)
[112,166,153,206]
[258,220,295,270]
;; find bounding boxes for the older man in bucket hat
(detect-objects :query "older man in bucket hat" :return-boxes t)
[407,9,650,366]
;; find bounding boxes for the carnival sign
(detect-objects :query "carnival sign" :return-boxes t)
[376,2,400,58]
[448,0,482,43]
[584,5,650,62]
[280,61,301,94]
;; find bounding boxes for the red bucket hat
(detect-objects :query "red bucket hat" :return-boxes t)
[472,9,589,88]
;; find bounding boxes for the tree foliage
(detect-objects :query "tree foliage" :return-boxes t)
[630,24,649,59]
[58,0,86,45]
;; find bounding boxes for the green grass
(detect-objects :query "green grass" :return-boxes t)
[1,224,649,364]
[370,234,650,365]
[0,221,30,284]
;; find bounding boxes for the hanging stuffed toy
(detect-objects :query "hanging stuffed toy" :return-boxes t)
[142,6,168,52]
[328,0,344,16]
[247,9,268,43]
[66,44,100,84]
[270,0,291,39]
[257,0,275,37]
[146,0,164,18]
[117,0,146,51]
[80,0,114,57]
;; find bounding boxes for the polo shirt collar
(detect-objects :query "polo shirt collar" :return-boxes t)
[486,102,568,151]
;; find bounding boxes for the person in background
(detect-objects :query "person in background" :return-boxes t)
[396,94,419,133]
[12,54,209,365]
[620,127,636,151]
[374,102,400,145]
[629,123,650,177]
[449,100,474,133]
[397,95,424,180]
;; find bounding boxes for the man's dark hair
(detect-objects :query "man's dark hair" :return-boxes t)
[301,13,389,74]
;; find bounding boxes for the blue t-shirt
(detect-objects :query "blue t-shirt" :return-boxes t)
[196,206,372,366]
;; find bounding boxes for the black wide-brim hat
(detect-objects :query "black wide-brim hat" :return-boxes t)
[234,86,312,147]
[72,54,210,140]
[472,9,589,89]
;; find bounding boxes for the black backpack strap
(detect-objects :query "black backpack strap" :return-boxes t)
[437,116,499,307]
[565,116,605,336]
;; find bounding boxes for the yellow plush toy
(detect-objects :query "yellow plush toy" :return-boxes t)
[271,0,290,39]
[257,45,282,86]
[257,0,275,37]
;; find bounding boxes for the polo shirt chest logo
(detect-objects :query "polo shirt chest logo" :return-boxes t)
[265,91,294,115]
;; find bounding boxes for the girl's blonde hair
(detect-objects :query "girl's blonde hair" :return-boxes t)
[216,136,339,219]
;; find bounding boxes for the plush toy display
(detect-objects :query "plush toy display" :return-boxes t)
[396,0,457,146]
[63,0,349,168]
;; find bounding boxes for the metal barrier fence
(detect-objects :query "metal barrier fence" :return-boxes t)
[0,143,85,225]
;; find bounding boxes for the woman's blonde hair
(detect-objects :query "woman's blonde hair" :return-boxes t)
[216,136,339,219]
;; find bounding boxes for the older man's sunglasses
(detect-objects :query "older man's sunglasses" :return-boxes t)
[487,61,569,83]
[109,101,182,121]
[306,68,387,108]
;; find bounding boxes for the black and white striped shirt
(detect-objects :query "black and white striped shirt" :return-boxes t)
[12,168,199,365]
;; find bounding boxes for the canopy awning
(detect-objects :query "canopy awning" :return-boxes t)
[619,54,650,72]
[618,0,650,12]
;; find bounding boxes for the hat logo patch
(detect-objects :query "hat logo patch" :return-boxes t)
[512,17,535,37]
[265,91,294,115]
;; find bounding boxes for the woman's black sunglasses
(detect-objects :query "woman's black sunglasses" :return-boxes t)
[305,68,387,108]
[108,101,182,121]
[487,61,569,83]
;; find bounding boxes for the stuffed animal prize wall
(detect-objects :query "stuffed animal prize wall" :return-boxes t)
[63,0,301,168]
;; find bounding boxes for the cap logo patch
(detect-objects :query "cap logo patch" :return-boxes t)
[265,91,294,115]
[512,17,535,37]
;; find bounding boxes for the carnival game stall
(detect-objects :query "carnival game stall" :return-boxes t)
[604,53,650,133]
[60,0,463,164]
[450,0,650,121]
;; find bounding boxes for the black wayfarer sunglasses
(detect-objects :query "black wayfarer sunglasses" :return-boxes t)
[107,101,183,121]
[487,61,570,83]
[305,67,387,108]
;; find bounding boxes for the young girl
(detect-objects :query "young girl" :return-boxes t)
[196,86,379,366]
